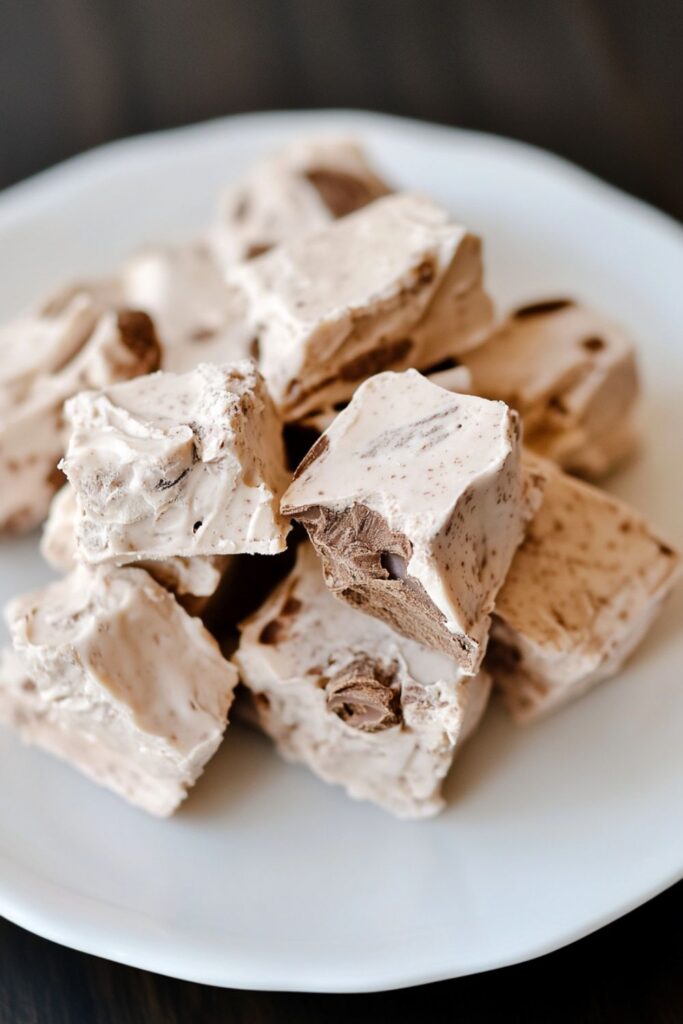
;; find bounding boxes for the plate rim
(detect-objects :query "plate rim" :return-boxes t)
[2,837,682,992]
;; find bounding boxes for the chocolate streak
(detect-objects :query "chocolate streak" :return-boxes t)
[326,655,402,732]
[304,169,389,218]
[293,502,479,666]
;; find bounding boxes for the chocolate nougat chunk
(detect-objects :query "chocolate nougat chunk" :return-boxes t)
[235,544,491,818]
[61,361,291,564]
[461,299,640,477]
[210,136,391,267]
[490,461,681,721]
[228,193,493,421]
[4,565,238,815]
[0,306,160,533]
[282,370,542,673]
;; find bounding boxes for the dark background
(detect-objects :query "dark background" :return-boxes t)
[1,0,682,219]
[1,1,682,1021]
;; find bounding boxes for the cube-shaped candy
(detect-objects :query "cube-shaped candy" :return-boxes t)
[0,281,117,404]
[229,193,493,421]
[489,462,681,721]
[62,361,291,564]
[462,299,639,477]
[4,565,238,815]
[235,544,491,818]
[282,370,541,672]
[209,136,391,267]
[0,309,160,533]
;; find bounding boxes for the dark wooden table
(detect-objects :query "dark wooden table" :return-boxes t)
[1,1,681,1020]
[2,878,683,1022]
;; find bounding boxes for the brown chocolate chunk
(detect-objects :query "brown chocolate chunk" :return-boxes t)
[513,298,574,319]
[338,337,414,382]
[45,464,66,491]
[293,502,477,662]
[294,503,412,586]
[304,169,386,218]
[326,655,402,732]
[258,619,288,645]
[415,259,435,286]
[116,310,162,373]
[246,243,271,260]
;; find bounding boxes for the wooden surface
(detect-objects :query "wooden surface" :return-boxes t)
[1,1,681,1019]
[1,879,683,1022]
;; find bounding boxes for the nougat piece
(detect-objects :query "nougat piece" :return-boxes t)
[121,242,254,373]
[282,370,538,673]
[209,136,391,267]
[0,281,118,406]
[235,544,491,818]
[41,485,228,600]
[4,565,238,815]
[228,193,494,421]
[62,361,291,564]
[462,299,640,477]
[0,309,160,533]
[489,463,682,722]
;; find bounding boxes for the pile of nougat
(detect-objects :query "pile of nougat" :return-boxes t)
[1,138,679,818]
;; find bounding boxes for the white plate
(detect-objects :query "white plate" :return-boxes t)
[0,110,682,994]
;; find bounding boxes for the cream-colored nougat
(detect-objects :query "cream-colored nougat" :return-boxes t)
[282,370,540,673]
[0,309,160,534]
[462,299,639,477]
[490,463,681,722]
[41,485,228,599]
[4,565,238,815]
[40,486,77,571]
[62,361,291,564]
[0,646,41,730]
[121,242,254,373]
[0,281,119,405]
[235,544,491,818]
[228,192,494,421]
[209,136,391,267]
